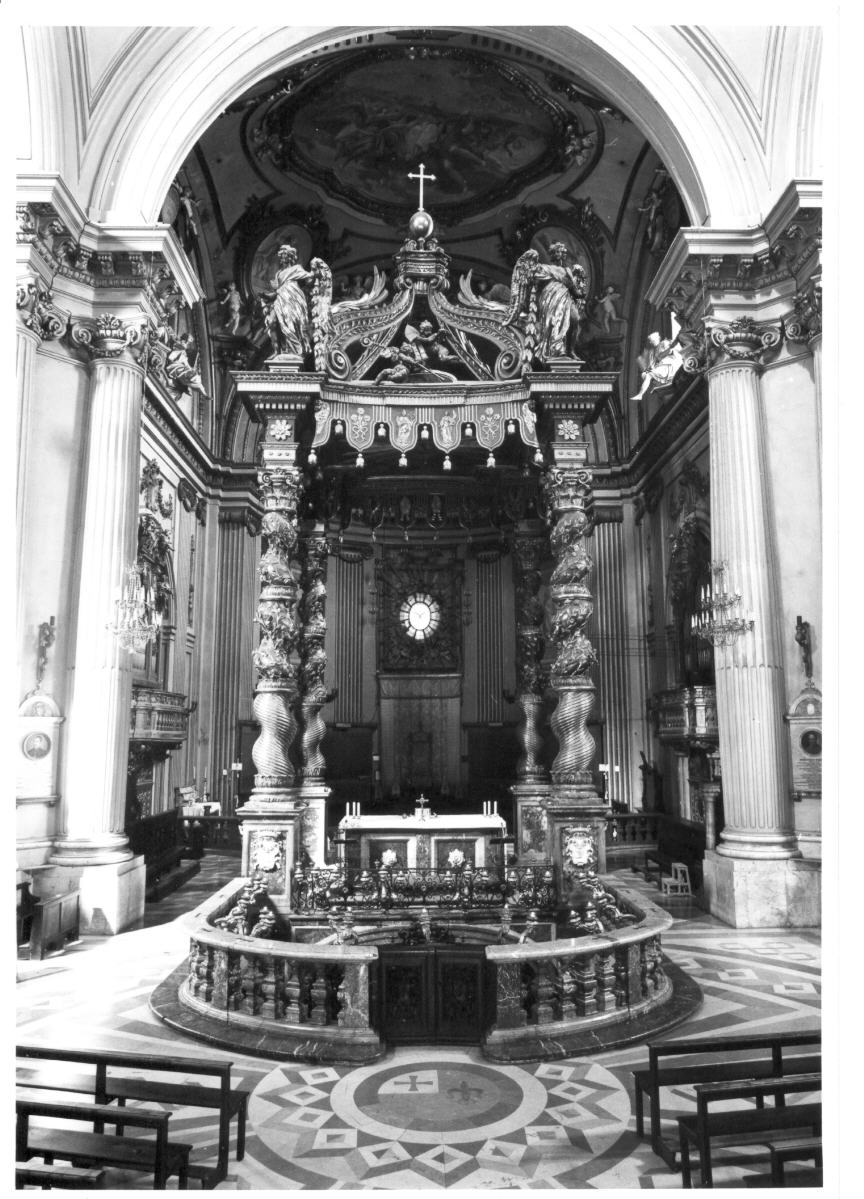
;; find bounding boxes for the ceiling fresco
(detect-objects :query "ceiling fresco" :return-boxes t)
[246,49,586,223]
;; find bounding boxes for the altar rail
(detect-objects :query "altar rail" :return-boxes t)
[291,864,556,913]
[170,879,677,1063]
[605,812,662,869]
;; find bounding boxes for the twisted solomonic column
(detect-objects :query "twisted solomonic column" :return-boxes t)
[299,534,331,780]
[250,463,302,798]
[513,534,547,781]
[543,466,598,791]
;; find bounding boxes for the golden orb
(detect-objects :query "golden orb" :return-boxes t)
[408,209,434,240]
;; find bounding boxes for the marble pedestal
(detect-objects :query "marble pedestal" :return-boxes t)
[512,782,551,862]
[237,794,304,899]
[75,856,146,934]
[545,787,609,874]
[702,851,821,928]
[297,781,331,865]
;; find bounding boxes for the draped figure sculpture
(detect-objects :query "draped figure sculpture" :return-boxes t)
[263,244,313,358]
[534,242,588,361]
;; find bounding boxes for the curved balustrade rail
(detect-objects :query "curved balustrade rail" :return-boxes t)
[167,878,685,1064]
[483,885,674,1059]
[291,864,557,913]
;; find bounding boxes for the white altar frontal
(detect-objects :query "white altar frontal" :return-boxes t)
[337,807,507,870]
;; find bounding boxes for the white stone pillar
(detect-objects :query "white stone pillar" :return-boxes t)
[706,321,797,860]
[700,318,820,927]
[16,279,66,631]
[51,315,147,933]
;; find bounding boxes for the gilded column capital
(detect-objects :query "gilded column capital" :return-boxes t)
[542,465,594,525]
[69,313,148,364]
[16,277,67,341]
[706,317,782,369]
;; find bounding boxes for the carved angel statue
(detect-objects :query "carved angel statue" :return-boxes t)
[219,281,242,335]
[165,333,206,394]
[261,244,314,358]
[374,321,458,384]
[629,331,683,401]
[534,242,588,360]
[309,260,389,371]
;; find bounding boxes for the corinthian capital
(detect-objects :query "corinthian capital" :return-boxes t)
[707,317,782,366]
[784,275,822,343]
[16,277,67,341]
[69,313,147,362]
[542,465,593,519]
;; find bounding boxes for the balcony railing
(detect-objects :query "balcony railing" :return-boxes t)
[654,685,718,750]
[130,686,189,746]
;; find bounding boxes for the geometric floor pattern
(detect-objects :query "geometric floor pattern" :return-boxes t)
[16,856,823,1190]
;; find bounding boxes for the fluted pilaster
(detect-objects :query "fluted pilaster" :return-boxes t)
[593,516,633,807]
[54,317,146,864]
[707,324,797,859]
[211,509,258,810]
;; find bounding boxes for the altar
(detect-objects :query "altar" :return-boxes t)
[337,807,507,871]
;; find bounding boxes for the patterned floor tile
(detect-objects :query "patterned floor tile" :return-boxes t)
[16,857,821,1190]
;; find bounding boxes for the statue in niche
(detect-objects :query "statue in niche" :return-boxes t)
[629,331,683,402]
[218,282,242,335]
[534,243,588,360]
[261,244,315,357]
[597,284,624,334]
[375,321,458,383]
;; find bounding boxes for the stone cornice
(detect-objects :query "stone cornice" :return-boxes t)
[17,193,201,320]
[646,180,822,327]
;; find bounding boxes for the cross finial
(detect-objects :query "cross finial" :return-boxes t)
[407,163,436,211]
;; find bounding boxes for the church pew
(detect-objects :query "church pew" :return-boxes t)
[15,1161,106,1188]
[16,1097,191,1189]
[765,1134,823,1185]
[632,1029,821,1167]
[677,1073,822,1188]
[16,1045,249,1187]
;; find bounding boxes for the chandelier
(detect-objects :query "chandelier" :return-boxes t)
[108,564,161,651]
[691,561,754,647]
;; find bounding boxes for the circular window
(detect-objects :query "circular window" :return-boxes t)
[399,592,440,641]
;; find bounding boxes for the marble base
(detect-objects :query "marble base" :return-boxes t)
[151,959,384,1064]
[702,850,821,928]
[297,781,331,865]
[482,956,701,1063]
[75,855,146,934]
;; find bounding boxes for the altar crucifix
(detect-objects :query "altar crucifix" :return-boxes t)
[415,792,430,820]
[407,163,436,212]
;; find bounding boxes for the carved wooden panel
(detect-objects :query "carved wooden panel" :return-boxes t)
[377,546,462,672]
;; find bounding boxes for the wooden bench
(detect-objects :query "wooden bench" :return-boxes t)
[15,1161,106,1188]
[17,1044,249,1186]
[677,1073,822,1188]
[18,890,81,961]
[765,1134,823,1185]
[632,1029,821,1167]
[16,1097,192,1190]
[642,817,706,891]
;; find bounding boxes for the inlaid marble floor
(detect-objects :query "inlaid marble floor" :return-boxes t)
[15,856,823,1190]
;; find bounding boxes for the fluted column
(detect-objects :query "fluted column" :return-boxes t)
[52,316,146,883]
[705,318,797,860]
[298,531,332,864]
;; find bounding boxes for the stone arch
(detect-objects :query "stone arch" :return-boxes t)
[20,26,821,230]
